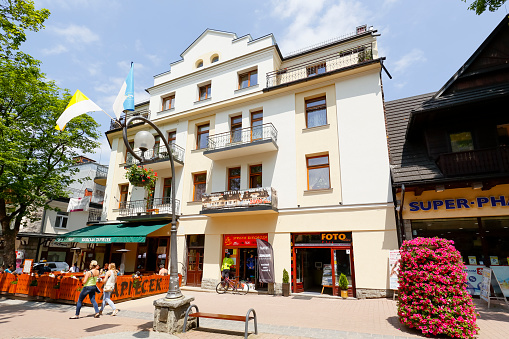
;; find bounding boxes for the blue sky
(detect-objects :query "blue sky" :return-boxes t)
[25,0,506,163]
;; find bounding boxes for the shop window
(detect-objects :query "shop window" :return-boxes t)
[307,62,326,77]
[239,69,258,89]
[162,95,175,111]
[449,131,474,153]
[193,173,207,201]
[250,164,262,188]
[305,96,327,128]
[497,124,509,146]
[196,123,209,149]
[168,131,176,145]
[231,115,242,143]
[307,155,330,190]
[199,84,211,101]
[156,238,169,269]
[55,211,68,229]
[228,167,241,191]
[119,184,129,208]
[251,110,263,141]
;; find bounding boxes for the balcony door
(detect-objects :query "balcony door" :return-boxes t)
[231,115,242,143]
[251,111,263,141]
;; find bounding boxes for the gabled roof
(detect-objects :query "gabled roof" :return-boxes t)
[180,29,237,58]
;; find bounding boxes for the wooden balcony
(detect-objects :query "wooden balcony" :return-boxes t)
[437,146,509,177]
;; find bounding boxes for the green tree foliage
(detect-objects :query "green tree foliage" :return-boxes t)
[0,0,50,60]
[462,0,507,14]
[0,58,100,266]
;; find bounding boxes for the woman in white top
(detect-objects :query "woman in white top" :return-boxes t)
[99,263,119,316]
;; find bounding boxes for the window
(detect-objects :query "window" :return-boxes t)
[250,164,262,188]
[125,141,134,162]
[449,132,474,153]
[228,167,241,191]
[196,123,209,149]
[153,135,161,157]
[251,110,263,141]
[196,60,203,68]
[193,173,207,201]
[307,62,326,77]
[199,84,211,100]
[168,131,176,145]
[305,96,327,128]
[55,211,69,229]
[497,124,509,146]
[119,184,129,208]
[231,115,242,143]
[239,70,258,89]
[211,55,219,63]
[162,95,175,111]
[163,178,172,199]
[307,155,330,190]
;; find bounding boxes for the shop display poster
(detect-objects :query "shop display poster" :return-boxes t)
[491,266,509,298]
[490,256,499,265]
[256,239,274,283]
[480,268,491,304]
[464,265,484,295]
[389,250,400,290]
[322,264,332,286]
[468,256,477,265]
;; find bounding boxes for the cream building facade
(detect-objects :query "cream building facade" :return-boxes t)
[103,27,397,297]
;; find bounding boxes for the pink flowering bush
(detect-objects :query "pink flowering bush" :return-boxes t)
[398,237,479,338]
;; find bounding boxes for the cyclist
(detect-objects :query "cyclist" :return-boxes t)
[221,253,234,281]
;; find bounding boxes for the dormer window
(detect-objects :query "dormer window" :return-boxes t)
[449,131,474,153]
[211,55,219,63]
[196,60,204,68]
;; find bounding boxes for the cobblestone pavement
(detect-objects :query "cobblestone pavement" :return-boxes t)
[1,289,508,339]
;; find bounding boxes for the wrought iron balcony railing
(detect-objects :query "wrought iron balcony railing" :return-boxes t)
[118,197,180,217]
[126,143,185,166]
[109,109,150,131]
[202,187,278,212]
[437,146,509,177]
[95,165,108,178]
[266,43,374,88]
[206,123,277,151]
[88,209,102,222]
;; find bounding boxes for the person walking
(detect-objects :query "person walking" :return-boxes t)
[99,263,119,316]
[70,260,101,319]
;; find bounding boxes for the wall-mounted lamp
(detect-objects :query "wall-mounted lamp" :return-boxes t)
[435,185,445,193]
[472,182,483,190]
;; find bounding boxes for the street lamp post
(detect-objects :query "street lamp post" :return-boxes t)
[122,116,183,300]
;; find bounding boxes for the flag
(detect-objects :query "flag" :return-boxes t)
[55,90,102,131]
[112,62,134,119]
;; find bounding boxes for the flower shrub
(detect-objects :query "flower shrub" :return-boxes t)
[125,165,158,190]
[398,237,478,338]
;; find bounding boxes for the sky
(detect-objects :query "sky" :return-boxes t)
[23,0,507,164]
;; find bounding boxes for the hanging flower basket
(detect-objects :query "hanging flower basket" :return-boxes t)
[125,166,158,189]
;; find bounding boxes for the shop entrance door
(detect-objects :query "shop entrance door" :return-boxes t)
[187,249,203,287]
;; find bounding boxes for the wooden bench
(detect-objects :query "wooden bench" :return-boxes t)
[183,304,257,339]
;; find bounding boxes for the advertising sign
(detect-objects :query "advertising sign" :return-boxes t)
[464,265,484,295]
[23,259,33,274]
[320,232,352,244]
[480,268,491,303]
[202,187,275,211]
[256,239,274,283]
[224,234,268,247]
[322,264,332,286]
[389,250,401,290]
[491,266,509,297]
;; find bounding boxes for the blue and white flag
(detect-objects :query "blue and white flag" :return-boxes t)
[112,62,134,119]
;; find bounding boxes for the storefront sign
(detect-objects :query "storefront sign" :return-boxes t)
[50,240,72,248]
[257,239,274,283]
[320,232,352,243]
[203,187,274,210]
[224,234,268,247]
[389,250,401,290]
[408,196,508,212]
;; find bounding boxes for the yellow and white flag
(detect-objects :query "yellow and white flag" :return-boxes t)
[55,90,103,131]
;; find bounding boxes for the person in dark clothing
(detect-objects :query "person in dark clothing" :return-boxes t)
[42,263,51,273]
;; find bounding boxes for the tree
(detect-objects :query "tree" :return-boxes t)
[0,58,100,267]
[462,0,507,14]
[0,0,50,60]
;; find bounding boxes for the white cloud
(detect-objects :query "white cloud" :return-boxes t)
[41,44,68,55]
[50,24,100,45]
[393,48,426,73]
[87,62,103,76]
[394,81,407,89]
[271,0,371,54]
[146,54,162,66]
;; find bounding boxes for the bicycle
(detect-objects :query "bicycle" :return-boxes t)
[216,275,249,295]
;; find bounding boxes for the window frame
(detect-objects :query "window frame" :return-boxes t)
[163,178,172,199]
[230,115,242,143]
[228,167,241,191]
[168,131,176,145]
[449,131,474,153]
[305,96,327,128]
[249,164,263,189]
[306,155,331,190]
[119,184,129,208]
[55,211,69,229]
[199,84,211,101]
[193,172,207,202]
[162,95,175,111]
[211,55,219,63]
[238,69,258,89]
[196,123,210,150]
[251,110,263,141]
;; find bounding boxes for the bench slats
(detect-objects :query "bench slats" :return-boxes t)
[189,312,253,322]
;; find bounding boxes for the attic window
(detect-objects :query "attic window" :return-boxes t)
[211,55,219,63]
[196,60,204,68]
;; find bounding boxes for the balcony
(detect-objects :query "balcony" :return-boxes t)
[109,109,150,131]
[437,146,509,177]
[94,165,108,186]
[67,187,104,205]
[125,143,185,169]
[117,197,180,221]
[266,43,374,89]
[201,187,278,216]
[88,209,102,222]
[203,123,278,161]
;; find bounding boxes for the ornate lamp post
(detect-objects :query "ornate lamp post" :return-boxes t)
[122,116,183,299]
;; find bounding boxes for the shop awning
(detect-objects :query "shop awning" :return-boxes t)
[54,222,168,243]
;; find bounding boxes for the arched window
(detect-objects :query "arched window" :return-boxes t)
[196,60,203,68]
[211,55,219,63]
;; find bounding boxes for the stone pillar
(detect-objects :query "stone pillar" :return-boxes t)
[153,296,196,334]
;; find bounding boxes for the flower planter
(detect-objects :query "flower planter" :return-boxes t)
[50,288,60,300]
[28,286,39,297]
[8,283,17,294]
[282,283,290,297]
[340,289,348,298]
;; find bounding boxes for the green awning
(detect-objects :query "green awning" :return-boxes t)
[55,222,168,243]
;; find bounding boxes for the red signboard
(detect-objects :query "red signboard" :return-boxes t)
[224,234,268,247]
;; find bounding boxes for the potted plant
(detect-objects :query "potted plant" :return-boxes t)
[282,269,290,297]
[339,273,349,298]
[125,165,158,189]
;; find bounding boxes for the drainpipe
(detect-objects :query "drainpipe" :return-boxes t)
[398,184,406,246]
